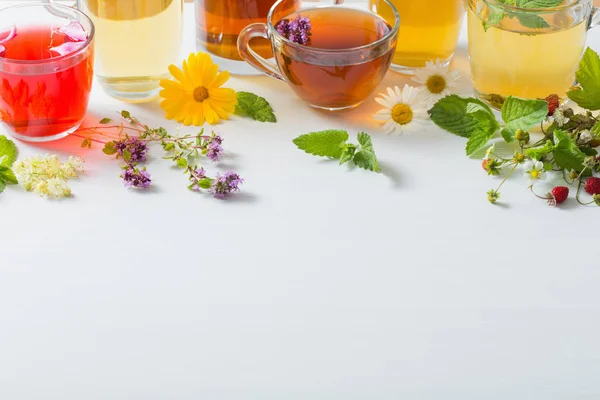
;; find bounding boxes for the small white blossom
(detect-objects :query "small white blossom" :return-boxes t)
[484,144,496,160]
[13,154,84,198]
[524,160,546,183]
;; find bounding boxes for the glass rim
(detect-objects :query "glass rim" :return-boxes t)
[0,2,95,66]
[266,0,400,53]
[481,0,589,13]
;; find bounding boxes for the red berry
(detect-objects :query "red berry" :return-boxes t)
[585,177,600,195]
[550,186,569,204]
[545,94,560,116]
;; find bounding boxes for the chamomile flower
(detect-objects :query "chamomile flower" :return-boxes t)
[373,85,428,135]
[524,160,547,183]
[412,59,461,106]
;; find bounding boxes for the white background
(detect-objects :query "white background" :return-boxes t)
[1,2,600,399]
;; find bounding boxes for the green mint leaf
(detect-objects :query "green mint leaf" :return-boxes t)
[516,0,563,7]
[0,135,18,167]
[429,95,500,155]
[235,91,276,123]
[568,48,600,110]
[293,130,349,159]
[512,12,549,28]
[0,165,18,184]
[500,97,548,142]
[339,144,356,166]
[553,130,586,171]
[591,121,600,136]
[0,179,5,194]
[353,132,380,172]
[466,130,497,156]
[525,140,554,160]
[99,118,112,124]
[483,6,505,30]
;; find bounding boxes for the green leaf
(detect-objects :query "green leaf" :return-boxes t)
[353,132,380,172]
[293,130,349,159]
[516,0,563,7]
[0,135,18,167]
[510,12,550,28]
[339,145,356,166]
[121,110,131,119]
[234,91,277,123]
[0,179,5,194]
[123,149,132,163]
[429,95,499,140]
[99,118,112,124]
[591,121,600,136]
[483,6,505,30]
[197,178,212,189]
[500,97,548,142]
[176,157,188,169]
[553,130,586,171]
[429,95,500,155]
[525,140,554,160]
[0,166,18,184]
[353,150,381,172]
[102,141,118,155]
[466,130,497,156]
[568,48,600,110]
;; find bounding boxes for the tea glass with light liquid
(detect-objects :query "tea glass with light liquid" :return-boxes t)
[370,0,465,74]
[237,0,399,112]
[468,0,600,109]
[45,0,183,103]
[195,0,288,75]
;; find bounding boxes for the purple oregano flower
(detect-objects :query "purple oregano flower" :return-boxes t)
[209,171,243,199]
[275,15,311,45]
[121,167,151,189]
[115,137,149,163]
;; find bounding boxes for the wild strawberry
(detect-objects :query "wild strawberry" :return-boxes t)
[585,177,600,195]
[550,186,569,205]
[545,94,560,116]
[530,185,569,206]
[482,158,501,176]
[482,159,490,171]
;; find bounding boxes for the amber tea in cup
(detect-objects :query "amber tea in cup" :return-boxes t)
[238,0,399,111]
[195,0,289,74]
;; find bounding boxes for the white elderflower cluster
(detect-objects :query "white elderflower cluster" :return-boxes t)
[13,154,84,198]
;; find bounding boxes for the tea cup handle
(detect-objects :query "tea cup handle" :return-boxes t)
[590,7,600,29]
[41,0,78,18]
[237,23,284,81]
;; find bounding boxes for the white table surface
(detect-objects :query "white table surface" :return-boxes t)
[2,3,600,399]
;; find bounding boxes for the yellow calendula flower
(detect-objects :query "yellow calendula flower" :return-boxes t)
[159,52,237,126]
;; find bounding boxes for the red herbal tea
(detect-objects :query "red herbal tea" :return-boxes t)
[0,11,94,142]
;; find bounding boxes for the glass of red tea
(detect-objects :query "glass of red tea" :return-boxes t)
[0,3,94,142]
[237,0,399,112]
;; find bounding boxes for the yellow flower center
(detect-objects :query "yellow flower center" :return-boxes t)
[193,86,209,102]
[391,103,413,125]
[426,74,447,94]
[530,170,540,179]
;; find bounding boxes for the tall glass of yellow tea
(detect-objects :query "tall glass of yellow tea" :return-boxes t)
[77,0,183,102]
[468,0,599,108]
[370,0,465,73]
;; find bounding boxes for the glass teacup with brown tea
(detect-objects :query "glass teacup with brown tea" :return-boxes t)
[237,0,399,112]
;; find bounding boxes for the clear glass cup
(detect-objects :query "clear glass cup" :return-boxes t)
[0,3,95,142]
[45,0,183,103]
[370,0,465,74]
[195,0,285,75]
[237,0,399,112]
[468,0,600,109]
